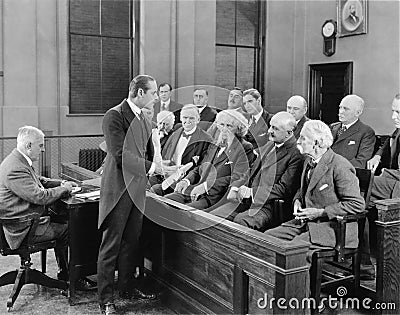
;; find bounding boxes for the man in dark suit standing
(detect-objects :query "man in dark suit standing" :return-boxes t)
[153,82,181,124]
[243,88,273,148]
[164,110,253,210]
[287,95,309,139]
[265,120,364,258]
[210,112,303,232]
[330,94,375,168]
[193,87,217,131]
[150,104,213,195]
[98,75,162,314]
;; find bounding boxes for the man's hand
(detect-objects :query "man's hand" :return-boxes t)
[226,189,239,202]
[190,184,207,202]
[367,155,381,172]
[295,207,324,221]
[174,180,189,193]
[293,199,303,215]
[61,180,77,192]
[237,185,251,201]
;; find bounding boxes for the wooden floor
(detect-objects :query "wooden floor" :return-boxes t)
[0,252,174,314]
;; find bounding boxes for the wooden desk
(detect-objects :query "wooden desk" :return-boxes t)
[53,196,101,305]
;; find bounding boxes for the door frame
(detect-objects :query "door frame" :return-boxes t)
[308,62,353,120]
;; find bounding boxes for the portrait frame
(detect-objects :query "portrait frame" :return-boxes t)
[337,0,368,37]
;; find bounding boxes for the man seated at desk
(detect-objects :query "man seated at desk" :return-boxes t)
[164,109,253,210]
[0,126,96,290]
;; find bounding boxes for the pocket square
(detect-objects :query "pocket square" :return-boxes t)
[224,161,233,165]
[319,184,328,191]
[348,140,356,145]
[259,133,267,136]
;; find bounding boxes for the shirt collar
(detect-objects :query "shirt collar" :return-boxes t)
[342,119,358,129]
[162,99,171,107]
[197,105,206,113]
[126,98,142,119]
[253,110,263,123]
[183,126,197,136]
[275,142,284,149]
[17,148,33,166]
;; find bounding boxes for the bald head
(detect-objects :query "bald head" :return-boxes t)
[268,111,296,144]
[338,94,364,125]
[287,95,307,121]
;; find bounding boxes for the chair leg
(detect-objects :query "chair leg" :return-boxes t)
[26,269,68,291]
[41,249,47,273]
[310,254,323,314]
[0,270,18,287]
[352,252,361,290]
[6,268,25,310]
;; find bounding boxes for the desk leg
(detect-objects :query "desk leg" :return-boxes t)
[68,268,77,305]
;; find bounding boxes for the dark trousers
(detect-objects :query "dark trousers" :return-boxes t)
[32,221,69,278]
[97,191,143,306]
[233,203,274,232]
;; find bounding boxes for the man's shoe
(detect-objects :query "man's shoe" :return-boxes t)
[76,277,97,291]
[132,288,157,300]
[100,303,117,315]
[119,288,157,300]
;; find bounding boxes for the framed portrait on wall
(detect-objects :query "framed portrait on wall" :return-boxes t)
[337,0,368,37]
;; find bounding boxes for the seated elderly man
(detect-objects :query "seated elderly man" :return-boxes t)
[164,109,254,210]
[150,104,213,195]
[0,126,95,290]
[265,120,364,254]
[210,112,303,232]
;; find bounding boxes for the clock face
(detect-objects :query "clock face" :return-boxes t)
[322,22,335,37]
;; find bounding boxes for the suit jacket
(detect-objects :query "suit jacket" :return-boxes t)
[153,99,182,125]
[330,119,376,168]
[250,136,303,206]
[184,138,253,206]
[294,115,310,139]
[288,149,365,248]
[161,126,213,168]
[376,129,400,170]
[198,106,218,131]
[0,149,68,249]
[99,99,154,228]
[244,109,273,148]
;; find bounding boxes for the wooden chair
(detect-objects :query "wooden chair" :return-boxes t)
[0,213,67,311]
[309,168,374,312]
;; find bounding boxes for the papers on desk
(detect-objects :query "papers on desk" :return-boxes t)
[81,177,101,187]
[71,187,82,193]
[75,190,100,200]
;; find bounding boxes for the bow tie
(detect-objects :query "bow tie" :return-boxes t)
[181,133,191,139]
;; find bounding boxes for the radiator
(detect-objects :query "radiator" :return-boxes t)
[78,148,106,172]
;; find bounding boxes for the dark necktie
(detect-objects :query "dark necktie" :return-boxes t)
[305,160,317,187]
[336,124,347,139]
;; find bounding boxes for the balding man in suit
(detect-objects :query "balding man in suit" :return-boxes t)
[330,94,375,168]
[287,95,309,139]
[265,120,364,255]
[210,112,303,232]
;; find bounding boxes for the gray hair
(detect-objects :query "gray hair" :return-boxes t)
[287,95,307,109]
[157,110,175,124]
[216,109,249,138]
[341,94,365,112]
[180,104,200,119]
[17,126,44,147]
[302,120,333,148]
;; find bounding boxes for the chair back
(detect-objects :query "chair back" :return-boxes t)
[355,168,374,208]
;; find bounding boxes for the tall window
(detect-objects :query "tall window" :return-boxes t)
[215,0,264,98]
[69,0,136,114]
